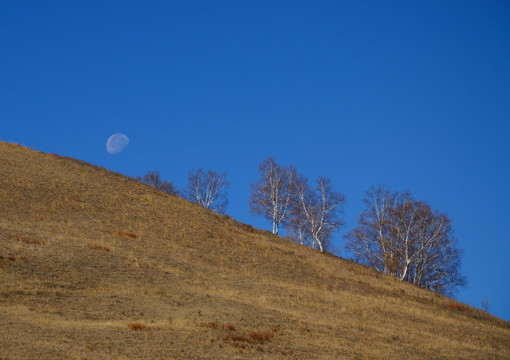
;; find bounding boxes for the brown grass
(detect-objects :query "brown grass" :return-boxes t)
[85,242,112,252]
[0,141,509,359]
[200,321,220,329]
[16,236,45,245]
[200,322,236,331]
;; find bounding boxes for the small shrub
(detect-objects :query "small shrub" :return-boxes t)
[86,243,112,252]
[448,302,468,311]
[249,332,274,344]
[223,323,236,331]
[128,322,147,331]
[16,237,44,245]
[117,230,137,239]
[242,224,255,233]
[8,256,15,262]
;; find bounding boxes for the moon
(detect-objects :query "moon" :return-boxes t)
[106,134,129,155]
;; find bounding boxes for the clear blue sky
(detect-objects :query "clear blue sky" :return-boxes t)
[1,1,509,321]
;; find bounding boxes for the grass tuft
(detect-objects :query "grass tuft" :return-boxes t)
[128,322,147,331]
[226,334,250,343]
[249,332,274,344]
[200,322,236,331]
[279,349,294,355]
[16,237,44,245]
[85,243,112,252]
[223,323,236,331]
[117,230,137,239]
[200,321,219,329]
[241,224,256,233]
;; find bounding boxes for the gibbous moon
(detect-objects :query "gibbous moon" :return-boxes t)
[106,133,130,155]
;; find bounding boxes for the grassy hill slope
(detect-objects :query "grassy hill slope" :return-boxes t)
[1,141,509,359]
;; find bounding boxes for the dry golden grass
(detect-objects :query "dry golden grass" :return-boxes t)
[0,141,509,359]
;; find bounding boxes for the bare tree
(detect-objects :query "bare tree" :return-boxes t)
[249,157,295,235]
[286,201,309,245]
[290,175,346,252]
[186,168,229,213]
[481,297,489,312]
[344,185,465,295]
[138,170,179,195]
[342,185,401,275]
[406,202,465,294]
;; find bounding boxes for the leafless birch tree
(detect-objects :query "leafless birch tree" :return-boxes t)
[249,157,295,235]
[286,202,309,245]
[290,175,346,252]
[185,168,229,214]
[344,185,465,295]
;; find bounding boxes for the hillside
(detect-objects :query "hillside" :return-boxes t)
[0,141,509,359]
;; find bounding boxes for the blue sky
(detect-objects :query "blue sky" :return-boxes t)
[1,1,509,321]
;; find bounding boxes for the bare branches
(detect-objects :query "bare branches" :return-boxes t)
[250,157,346,251]
[138,170,179,195]
[290,175,346,252]
[186,168,229,214]
[344,185,465,295]
[249,157,295,235]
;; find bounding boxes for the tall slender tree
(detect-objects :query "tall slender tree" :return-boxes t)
[249,157,295,235]
[290,175,346,252]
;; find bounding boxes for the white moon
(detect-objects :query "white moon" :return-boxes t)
[106,134,130,155]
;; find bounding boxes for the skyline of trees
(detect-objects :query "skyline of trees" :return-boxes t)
[137,162,465,295]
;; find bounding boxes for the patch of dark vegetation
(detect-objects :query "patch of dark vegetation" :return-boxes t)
[128,322,148,331]
[200,322,236,331]
[16,236,44,245]
[117,230,137,239]
[86,243,112,252]
[448,302,469,311]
